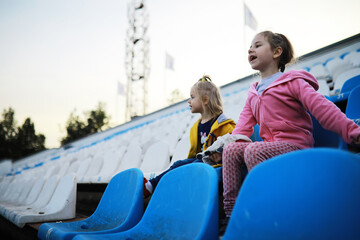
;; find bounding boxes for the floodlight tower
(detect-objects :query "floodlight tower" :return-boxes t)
[125,0,150,120]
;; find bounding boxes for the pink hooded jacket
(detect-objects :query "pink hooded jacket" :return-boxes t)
[232,70,360,149]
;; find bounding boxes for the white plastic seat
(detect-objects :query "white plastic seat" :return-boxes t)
[57,160,71,177]
[160,127,183,156]
[344,51,360,67]
[224,103,242,122]
[0,178,33,206]
[309,63,331,80]
[140,141,170,174]
[0,176,46,218]
[144,136,190,180]
[332,68,360,94]
[317,79,330,96]
[0,178,36,215]
[171,135,191,164]
[10,173,77,228]
[115,141,142,175]
[0,181,11,196]
[42,164,60,180]
[88,146,127,183]
[78,155,104,183]
[66,160,80,175]
[139,127,155,150]
[325,57,353,80]
[75,156,92,179]
[4,175,59,221]
[0,179,23,203]
[0,160,12,176]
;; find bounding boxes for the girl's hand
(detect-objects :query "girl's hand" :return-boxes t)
[209,152,222,163]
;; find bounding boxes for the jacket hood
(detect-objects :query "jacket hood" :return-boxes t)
[217,113,233,124]
[277,70,319,90]
[250,70,319,94]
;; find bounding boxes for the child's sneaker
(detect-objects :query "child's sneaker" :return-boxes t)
[143,178,153,198]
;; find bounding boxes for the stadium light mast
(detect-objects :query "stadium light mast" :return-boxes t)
[125,0,150,120]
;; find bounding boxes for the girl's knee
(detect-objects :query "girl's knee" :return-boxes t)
[244,143,262,168]
[244,143,257,157]
[223,142,236,153]
[223,143,238,162]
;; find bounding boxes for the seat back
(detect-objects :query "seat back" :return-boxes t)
[89,168,144,229]
[37,168,144,240]
[223,148,360,240]
[134,163,219,239]
[31,174,59,209]
[116,141,142,172]
[171,135,191,164]
[140,141,170,173]
[311,113,340,148]
[249,124,263,142]
[338,85,360,150]
[23,176,46,205]
[341,74,360,94]
[345,85,360,122]
[317,79,330,96]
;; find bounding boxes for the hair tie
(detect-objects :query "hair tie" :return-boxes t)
[199,76,212,82]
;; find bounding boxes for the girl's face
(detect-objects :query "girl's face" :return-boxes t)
[248,34,275,72]
[188,88,203,114]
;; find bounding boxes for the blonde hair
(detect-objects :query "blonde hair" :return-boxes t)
[192,75,223,117]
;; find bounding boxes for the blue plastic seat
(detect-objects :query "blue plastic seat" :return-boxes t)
[73,163,219,240]
[345,85,360,123]
[338,85,360,150]
[340,74,360,94]
[329,73,360,103]
[311,113,341,148]
[37,168,144,240]
[249,124,263,142]
[223,148,360,240]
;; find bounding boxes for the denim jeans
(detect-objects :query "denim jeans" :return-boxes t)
[149,158,203,189]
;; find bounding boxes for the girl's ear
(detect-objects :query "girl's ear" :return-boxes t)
[202,95,209,105]
[273,46,283,59]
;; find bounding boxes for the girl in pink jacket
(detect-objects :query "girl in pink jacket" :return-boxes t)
[219,31,360,219]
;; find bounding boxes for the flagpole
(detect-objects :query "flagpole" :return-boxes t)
[164,51,167,106]
[115,90,119,124]
[242,0,247,73]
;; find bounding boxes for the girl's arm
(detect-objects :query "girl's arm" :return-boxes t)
[232,94,257,137]
[294,79,360,144]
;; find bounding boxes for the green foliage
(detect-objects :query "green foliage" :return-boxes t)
[61,102,110,146]
[168,89,185,105]
[16,118,46,158]
[0,107,46,161]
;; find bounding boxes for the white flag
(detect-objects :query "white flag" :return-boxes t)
[117,81,125,95]
[244,4,258,30]
[165,52,174,70]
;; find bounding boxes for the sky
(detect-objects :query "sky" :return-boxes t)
[0,0,359,149]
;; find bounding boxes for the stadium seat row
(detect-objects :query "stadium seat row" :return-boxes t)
[306,49,360,98]
[35,148,360,239]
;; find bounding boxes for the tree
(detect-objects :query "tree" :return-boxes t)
[85,102,110,132]
[61,102,111,146]
[0,108,17,159]
[0,107,46,161]
[168,89,185,105]
[16,118,46,159]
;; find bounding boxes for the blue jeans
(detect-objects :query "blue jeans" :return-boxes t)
[149,158,203,189]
